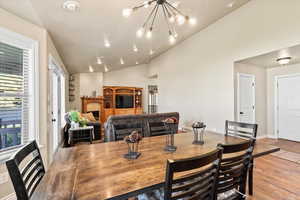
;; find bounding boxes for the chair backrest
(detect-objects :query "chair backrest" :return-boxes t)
[148,121,170,137]
[217,139,255,196]
[6,141,45,200]
[113,122,143,141]
[225,120,258,139]
[164,148,223,200]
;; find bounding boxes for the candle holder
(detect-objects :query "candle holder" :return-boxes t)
[163,117,178,152]
[192,122,206,145]
[124,131,143,160]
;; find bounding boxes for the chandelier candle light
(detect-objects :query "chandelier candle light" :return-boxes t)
[123,0,196,44]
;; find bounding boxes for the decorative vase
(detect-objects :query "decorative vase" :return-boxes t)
[124,131,143,160]
[192,122,206,145]
[163,117,178,152]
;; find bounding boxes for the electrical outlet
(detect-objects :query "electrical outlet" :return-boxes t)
[0,172,9,184]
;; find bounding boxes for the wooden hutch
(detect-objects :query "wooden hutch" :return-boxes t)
[103,86,143,121]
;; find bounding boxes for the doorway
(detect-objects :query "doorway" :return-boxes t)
[49,55,65,162]
[276,74,300,142]
[237,73,256,123]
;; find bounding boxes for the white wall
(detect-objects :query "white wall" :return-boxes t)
[148,0,300,132]
[267,63,300,137]
[103,64,149,112]
[0,8,68,199]
[69,72,103,111]
[234,63,267,137]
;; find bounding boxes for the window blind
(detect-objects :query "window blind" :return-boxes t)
[0,41,30,151]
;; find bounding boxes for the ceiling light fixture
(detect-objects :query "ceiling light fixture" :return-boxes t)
[276,57,292,65]
[123,0,196,44]
[120,58,125,65]
[133,45,138,52]
[227,2,235,8]
[89,65,94,72]
[97,57,102,64]
[136,61,139,65]
[104,40,111,48]
[63,0,80,12]
[104,65,109,72]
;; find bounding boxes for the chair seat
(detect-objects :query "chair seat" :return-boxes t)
[218,189,246,200]
[137,188,164,200]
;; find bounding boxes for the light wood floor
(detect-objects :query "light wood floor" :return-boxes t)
[248,139,300,200]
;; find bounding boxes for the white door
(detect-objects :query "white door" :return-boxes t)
[51,72,60,155]
[278,75,300,141]
[237,73,255,123]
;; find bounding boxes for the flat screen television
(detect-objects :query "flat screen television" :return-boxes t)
[116,95,134,108]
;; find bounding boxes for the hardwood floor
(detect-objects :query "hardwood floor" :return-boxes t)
[249,139,300,200]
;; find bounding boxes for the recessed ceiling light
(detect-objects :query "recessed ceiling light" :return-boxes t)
[133,45,138,52]
[276,57,292,65]
[136,61,139,65]
[150,49,154,55]
[104,65,109,72]
[227,1,235,8]
[89,65,94,72]
[104,40,111,48]
[63,0,80,12]
[120,58,125,65]
[97,57,102,65]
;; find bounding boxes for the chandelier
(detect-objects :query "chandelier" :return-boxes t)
[122,0,196,44]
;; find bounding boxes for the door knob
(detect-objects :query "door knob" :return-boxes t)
[240,112,244,115]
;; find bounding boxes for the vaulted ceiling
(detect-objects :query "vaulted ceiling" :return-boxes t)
[0,0,250,73]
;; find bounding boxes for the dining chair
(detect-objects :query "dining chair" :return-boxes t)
[113,122,143,141]
[138,148,223,200]
[149,121,170,137]
[225,120,258,195]
[217,139,255,200]
[6,140,45,200]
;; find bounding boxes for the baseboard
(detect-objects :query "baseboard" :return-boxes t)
[0,193,16,200]
[257,135,268,139]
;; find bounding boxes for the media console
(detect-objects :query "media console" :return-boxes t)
[103,86,143,121]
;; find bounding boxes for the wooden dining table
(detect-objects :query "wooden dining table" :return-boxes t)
[31,131,280,200]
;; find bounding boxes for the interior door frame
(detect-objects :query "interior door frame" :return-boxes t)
[274,73,300,139]
[236,73,256,123]
[48,55,64,163]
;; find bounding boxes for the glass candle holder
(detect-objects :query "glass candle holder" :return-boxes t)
[164,122,177,152]
[192,123,206,145]
[124,142,141,160]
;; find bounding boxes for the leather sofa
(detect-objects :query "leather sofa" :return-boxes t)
[104,112,179,142]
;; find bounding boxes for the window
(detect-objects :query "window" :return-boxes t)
[0,28,38,153]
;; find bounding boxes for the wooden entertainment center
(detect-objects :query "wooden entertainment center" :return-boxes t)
[103,86,143,121]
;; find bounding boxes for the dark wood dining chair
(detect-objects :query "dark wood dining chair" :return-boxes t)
[149,121,170,137]
[164,148,223,200]
[6,141,45,200]
[113,122,143,141]
[217,139,255,200]
[225,120,258,195]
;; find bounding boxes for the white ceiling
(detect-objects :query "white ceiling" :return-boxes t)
[0,0,250,73]
[237,44,300,68]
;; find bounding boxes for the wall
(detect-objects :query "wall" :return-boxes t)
[0,8,67,199]
[103,64,150,112]
[234,63,267,137]
[148,0,300,132]
[69,72,103,111]
[266,63,300,137]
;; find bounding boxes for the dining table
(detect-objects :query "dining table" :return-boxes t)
[31,131,280,200]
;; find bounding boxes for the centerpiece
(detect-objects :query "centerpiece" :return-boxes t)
[192,121,206,145]
[163,117,178,152]
[124,131,143,160]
